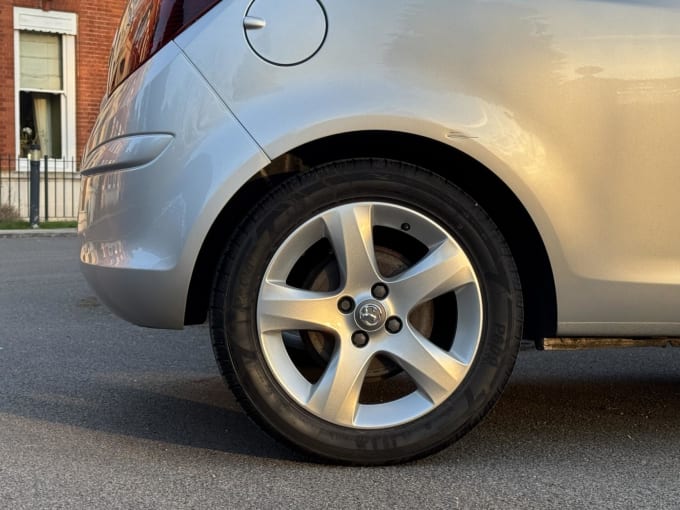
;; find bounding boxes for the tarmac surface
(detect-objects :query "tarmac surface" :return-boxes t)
[1,236,680,509]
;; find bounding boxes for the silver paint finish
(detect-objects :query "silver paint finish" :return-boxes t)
[177,0,680,335]
[81,134,173,176]
[256,203,483,428]
[79,41,269,328]
[80,0,680,336]
[244,0,327,65]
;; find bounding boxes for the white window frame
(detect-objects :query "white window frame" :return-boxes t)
[14,7,77,166]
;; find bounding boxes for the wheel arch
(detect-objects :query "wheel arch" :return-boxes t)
[185,130,557,340]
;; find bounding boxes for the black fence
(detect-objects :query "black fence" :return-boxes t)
[0,156,80,222]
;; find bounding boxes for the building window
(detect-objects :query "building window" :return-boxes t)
[14,8,77,162]
[18,32,63,158]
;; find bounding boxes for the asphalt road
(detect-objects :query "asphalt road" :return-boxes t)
[1,236,680,509]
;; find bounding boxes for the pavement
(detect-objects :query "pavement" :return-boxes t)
[3,236,680,508]
[0,228,77,238]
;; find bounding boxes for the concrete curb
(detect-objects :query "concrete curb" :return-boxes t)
[0,228,78,239]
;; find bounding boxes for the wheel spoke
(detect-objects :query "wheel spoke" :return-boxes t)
[388,327,468,404]
[321,204,381,291]
[256,200,487,430]
[259,279,339,334]
[388,240,475,309]
[306,343,373,425]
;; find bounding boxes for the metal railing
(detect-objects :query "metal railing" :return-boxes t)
[0,156,80,222]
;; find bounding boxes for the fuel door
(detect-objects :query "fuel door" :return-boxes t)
[244,0,327,66]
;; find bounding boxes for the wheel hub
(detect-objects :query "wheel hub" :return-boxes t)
[354,300,386,332]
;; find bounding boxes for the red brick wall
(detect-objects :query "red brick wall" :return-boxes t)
[76,1,126,160]
[0,0,126,161]
[0,2,19,159]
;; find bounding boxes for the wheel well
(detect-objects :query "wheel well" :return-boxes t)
[185,131,557,340]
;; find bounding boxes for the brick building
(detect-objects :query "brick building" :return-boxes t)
[0,0,126,163]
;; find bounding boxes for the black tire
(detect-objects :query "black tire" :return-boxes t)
[210,159,523,465]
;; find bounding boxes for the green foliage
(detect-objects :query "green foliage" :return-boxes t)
[0,204,21,222]
[0,218,77,230]
[40,221,77,229]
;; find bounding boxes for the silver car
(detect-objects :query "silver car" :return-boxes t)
[79,0,680,464]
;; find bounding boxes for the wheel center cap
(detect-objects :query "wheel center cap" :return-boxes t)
[354,300,386,332]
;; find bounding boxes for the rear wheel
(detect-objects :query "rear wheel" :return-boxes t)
[210,159,523,464]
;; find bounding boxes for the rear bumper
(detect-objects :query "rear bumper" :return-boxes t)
[79,42,269,328]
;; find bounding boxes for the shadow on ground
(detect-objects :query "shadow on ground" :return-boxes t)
[2,348,680,465]
[1,371,304,461]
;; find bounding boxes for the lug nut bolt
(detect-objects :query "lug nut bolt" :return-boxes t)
[385,317,403,334]
[338,296,355,314]
[371,283,389,300]
[351,331,370,348]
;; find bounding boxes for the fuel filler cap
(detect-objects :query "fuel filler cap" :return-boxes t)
[244,0,327,66]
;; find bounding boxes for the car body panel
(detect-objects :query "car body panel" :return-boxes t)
[80,0,680,334]
[79,41,269,328]
[175,0,680,335]
[244,0,327,65]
